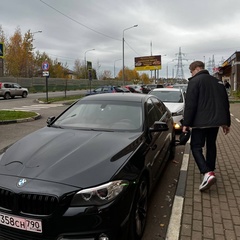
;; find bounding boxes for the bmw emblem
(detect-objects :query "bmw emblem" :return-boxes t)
[17,178,27,188]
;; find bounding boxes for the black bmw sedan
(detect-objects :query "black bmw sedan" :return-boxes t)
[0,93,175,240]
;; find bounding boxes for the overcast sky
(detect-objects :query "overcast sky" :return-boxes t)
[1,0,240,79]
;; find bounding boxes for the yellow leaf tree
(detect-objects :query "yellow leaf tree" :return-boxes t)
[5,27,23,76]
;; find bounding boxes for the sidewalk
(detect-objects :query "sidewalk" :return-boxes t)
[167,103,240,240]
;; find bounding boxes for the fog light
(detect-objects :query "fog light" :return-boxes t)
[99,234,109,240]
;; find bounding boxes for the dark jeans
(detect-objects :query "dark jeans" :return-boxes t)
[190,127,219,174]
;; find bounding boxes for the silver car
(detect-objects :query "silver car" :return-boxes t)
[148,88,185,131]
[0,82,28,99]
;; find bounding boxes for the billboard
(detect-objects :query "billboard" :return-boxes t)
[135,55,161,71]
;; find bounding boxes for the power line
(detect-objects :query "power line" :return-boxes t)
[39,0,120,41]
[124,40,141,56]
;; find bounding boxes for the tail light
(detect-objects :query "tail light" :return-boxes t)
[0,83,2,89]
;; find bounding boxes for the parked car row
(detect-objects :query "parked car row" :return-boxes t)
[86,85,131,95]
[86,83,175,96]
[0,93,176,240]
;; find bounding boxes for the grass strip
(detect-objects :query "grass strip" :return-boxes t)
[0,110,37,121]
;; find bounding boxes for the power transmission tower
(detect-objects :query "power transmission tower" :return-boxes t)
[175,47,186,80]
[206,55,215,75]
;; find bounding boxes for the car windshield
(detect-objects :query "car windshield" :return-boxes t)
[53,100,143,131]
[150,91,183,103]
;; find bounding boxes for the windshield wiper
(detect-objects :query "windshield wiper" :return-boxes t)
[80,128,114,132]
[50,124,63,129]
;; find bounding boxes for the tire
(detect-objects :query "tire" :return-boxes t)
[4,92,11,100]
[22,91,28,98]
[128,176,148,240]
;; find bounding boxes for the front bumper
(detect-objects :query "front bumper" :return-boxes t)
[0,185,135,240]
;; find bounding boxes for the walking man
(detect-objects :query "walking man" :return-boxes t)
[182,61,231,191]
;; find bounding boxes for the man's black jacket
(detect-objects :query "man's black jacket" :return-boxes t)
[183,70,231,128]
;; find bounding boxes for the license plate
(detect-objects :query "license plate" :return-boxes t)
[0,212,42,233]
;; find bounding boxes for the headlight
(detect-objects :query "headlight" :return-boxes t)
[70,180,129,206]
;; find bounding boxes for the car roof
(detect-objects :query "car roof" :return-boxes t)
[82,93,149,103]
[150,88,181,92]
[0,82,17,84]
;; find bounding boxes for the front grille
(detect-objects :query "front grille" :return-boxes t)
[0,188,15,210]
[0,187,59,216]
[20,194,58,215]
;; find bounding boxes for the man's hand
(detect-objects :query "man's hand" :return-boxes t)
[222,125,230,135]
[182,126,190,133]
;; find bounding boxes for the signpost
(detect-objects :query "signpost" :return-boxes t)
[0,43,4,77]
[42,62,50,102]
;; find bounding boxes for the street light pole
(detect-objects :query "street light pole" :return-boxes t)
[122,24,138,86]
[31,30,42,35]
[30,30,42,40]
[166,60,174,79]
[84,48,95,79]
[114,59,121,79]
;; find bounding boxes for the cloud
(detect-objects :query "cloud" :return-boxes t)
[1,0,240,79]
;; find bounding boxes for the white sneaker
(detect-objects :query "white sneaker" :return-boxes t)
[199,171,216,191]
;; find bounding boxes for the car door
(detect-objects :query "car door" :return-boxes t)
[145,97,172,183]
[12,83,22,96]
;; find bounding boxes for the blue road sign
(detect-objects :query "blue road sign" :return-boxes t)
[42,62,49,71]
[0,43,4,58]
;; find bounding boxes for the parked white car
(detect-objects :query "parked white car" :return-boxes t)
[148,88,185,131]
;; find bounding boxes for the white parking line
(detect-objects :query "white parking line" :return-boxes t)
[166,147,190,240]
[3,104,64,111]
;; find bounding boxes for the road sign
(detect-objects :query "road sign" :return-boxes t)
[0,43,4,58]
[42,62,49,71]
[42,71,49,77]
[87,61,92,70]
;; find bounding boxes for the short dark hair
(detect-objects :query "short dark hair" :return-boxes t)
[189,61,205,71]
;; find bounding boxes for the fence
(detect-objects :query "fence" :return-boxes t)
[0,77,123,93]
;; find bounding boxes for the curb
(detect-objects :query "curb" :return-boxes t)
[166,140,190,240]
[0,112,41,125]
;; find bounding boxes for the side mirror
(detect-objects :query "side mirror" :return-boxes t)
[149,121,169,132]
[47,116,56,126]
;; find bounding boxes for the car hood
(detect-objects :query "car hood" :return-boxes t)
[0,127,141,188]
[163,102,184,113]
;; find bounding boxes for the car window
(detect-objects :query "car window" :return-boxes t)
[13,83,20,88]
[146,98,162,128]
[53,100,143,131]
[102,87,110,92]
[151,90,183,103]
[94,87,102,93]
[151,97,166,117]
[4,83,12,88]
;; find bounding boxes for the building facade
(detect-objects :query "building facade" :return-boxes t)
[218,51,240,92]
